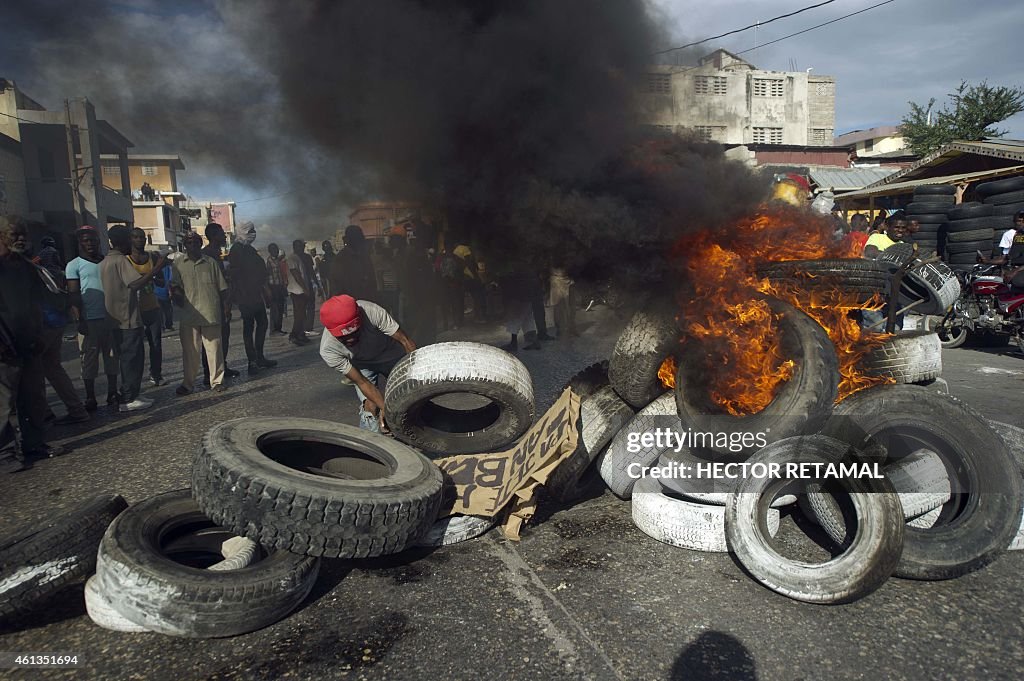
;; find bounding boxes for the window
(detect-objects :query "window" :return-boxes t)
[752,78,784,97]
[864,139,874,152]
[645,73,671,94]
[810,128,833,145]
[752,127,783,144]
[102,163,120,176]
[141,164,158,176]
[693,126,726,142]
[694,75,727,95]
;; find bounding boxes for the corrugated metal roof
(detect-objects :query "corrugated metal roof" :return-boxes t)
[808,167,898,191]
[836,164,1024,200]
[864,139,1024,188]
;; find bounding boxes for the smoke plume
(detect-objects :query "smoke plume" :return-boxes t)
[4,0,767,282]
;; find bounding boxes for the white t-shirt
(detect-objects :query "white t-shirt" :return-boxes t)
[285,253,305,295]
[319,300,400,376]
[999,228,1017,254]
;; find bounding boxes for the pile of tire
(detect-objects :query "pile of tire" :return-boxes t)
[904,184,955,257]
[977,175,1024,255]
[2,342,539,637]
[592,290,1023,604]
[943,201,997,272]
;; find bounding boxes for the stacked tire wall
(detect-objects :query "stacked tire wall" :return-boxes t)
[904,184,954,257]
[978,175,1024,257]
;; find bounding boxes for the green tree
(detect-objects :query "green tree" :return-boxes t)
[899,81,1024,156]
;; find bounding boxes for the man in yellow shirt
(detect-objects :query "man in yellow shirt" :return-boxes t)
[862,211,909,259]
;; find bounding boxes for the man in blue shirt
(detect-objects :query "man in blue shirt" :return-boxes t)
[65,226,118,411]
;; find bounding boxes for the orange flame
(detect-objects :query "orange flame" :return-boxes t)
[673,204,892,415]
[658,356,677,389]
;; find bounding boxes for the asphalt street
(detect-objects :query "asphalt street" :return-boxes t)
[1,307,1023,681]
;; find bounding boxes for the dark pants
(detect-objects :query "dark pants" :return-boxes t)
[158,297,174,329]
[290,293,308,340]
[239,301,269,362]
[0,362,41,470]
[269,285,287,331]
[142,308,163,381]
[12,354,46,452]
[36,326,86,418]
[202,310,232,381]
[113,327,146,403]
[446,282,464,327]
[531,293,548,337]
[305,294,315,332]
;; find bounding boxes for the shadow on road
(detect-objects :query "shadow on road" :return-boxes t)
[670,630,758,681]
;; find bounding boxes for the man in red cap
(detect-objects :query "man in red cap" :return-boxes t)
[318,294,415,432]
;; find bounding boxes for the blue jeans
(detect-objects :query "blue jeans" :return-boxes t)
[353,369,382,433]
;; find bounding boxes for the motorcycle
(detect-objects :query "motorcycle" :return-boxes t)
[926,264,1024,350]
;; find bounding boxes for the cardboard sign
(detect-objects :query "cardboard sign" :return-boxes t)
[435,388,581,540]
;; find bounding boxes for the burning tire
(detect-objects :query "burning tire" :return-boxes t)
[820,385,1024,580]
[632,476,780,553]
[93,490,319,638]
[877,255,960,316]
[674,297,839,456]
[384,342,535,456]
[859,330,941,384]
[725,436,905,604]
[0,494,127,622]
[598,393,678,499]
[755,259,891,306]
[608,303,681,409]
[192,418,444,558]
[547,384,635,503]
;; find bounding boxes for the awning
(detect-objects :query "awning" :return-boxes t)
[836,164,1024,201]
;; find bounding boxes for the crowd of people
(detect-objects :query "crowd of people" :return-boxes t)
[0,216,585,473]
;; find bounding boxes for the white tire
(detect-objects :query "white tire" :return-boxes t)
[415,515,494,547]
[597,393,677,498]
[384,342,535,455]
[632,477,779,552]
[860,331,942,384]
[84,575,148,633]
[207,537,259,572]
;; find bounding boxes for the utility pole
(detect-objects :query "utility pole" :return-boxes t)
[64,99,84,228]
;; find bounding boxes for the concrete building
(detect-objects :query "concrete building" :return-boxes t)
[103,154,186,248]
[180,200,236,247]
[0,79,133,254]
[347,201,423,241]
[834,125,906,158]
[639,49,835,147]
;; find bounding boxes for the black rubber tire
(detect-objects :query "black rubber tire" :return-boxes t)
[906,214,948,225]
[94,490,319,638]
[946,216,1003,232]
[754,259,891,306]
[609,302,682,409]
[947,202,994,220]
[859,330,941,384]
[821,385,1024,580]
[910,222,944,232]
[562,361,610,399]
[976,176,1024,198]
[946,240,993,254]
[913,184,957,196]
[0,494,127,622]
[674,297,839,456]
[725,435,904,604]
[877,254,960,316]
[384,342,535,455]
[192,418,444,558]
[946,228,995,243]
[946,253,981,265]
[906,199,955,211]
[984,189,1024,206]
[992,202,1024,215]
[546,384,635,503]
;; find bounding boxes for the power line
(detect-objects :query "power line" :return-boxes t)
[234,189,299,204]
[735,0,900,56]
[652,0,838,56]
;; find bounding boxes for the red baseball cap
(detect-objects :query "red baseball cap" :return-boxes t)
[321,295,361,337]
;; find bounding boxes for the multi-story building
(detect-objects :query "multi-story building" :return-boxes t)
[638,49,836,147]
[179,200,236,247]
[0,79,134,255]
[833,126,906,158]
[101,154,186,248]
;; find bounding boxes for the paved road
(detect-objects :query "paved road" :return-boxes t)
[1,309,1022,681]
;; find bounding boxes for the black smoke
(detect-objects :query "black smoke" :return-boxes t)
[4,0,767,282]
